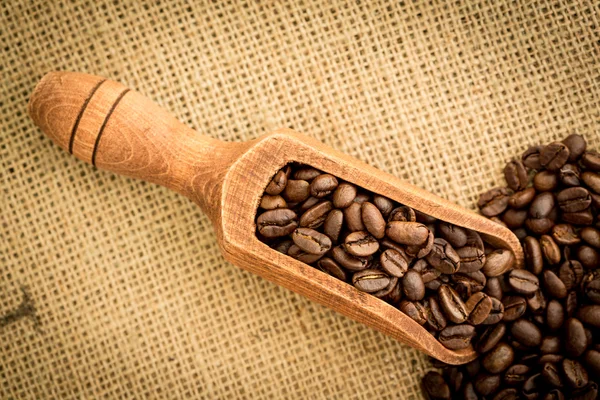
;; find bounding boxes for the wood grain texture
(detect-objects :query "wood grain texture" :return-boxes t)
[28,71,524,365]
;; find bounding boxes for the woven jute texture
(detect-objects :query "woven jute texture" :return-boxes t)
[1,1,599,398]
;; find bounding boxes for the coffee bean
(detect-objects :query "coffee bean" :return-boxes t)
[562,209,594,225]
[581,227,600,248]
[361,202,385,239]
[331,245,370,271]
[513,227,528,241]
[317,257,347,281]
[422,371,451,400]
[552,224,581,246]
[523,145,544,169]
[572,382,598,400]
[343,202,365,232]
[323,209,343,242]
[287,244,324,263]
[478,187,511,217]
[483,342,514,374]
[583,350,600,377]
[541,336,561,354]
[298,196,320,212]
[482,297,505,325]
[527,289,547,315]
[260,194,287,210]
[413,259,442,283]
[402,270,425,301]
[474,372,501,396]
[505,160,528,191]
[511,318,542,347]
[585,278,600,304]
[582,151,600,171]
[293,167,321,181]
[371,194,393,218]
[565,318,588,358]
[508,188,536,209]
[563,358,589,389]
[265,168,288,195]
[257,208,298,238]
[508,269,540,294]
[560,163,582,186]
[483,249,516,277]
[423,296,447,331]
[566,290,579,318]
[465,359,482,378]
[379,248,408,278]
[557,187,592,213]
[484,277,503,300]
[452,273,485,300]
[465,292,493,325]
[522,373,542,400]
[382,278,403,304]
[582,172,600,194]
[385,221,430,246]
[406,230,434,258]
[540,235,562,265]
[541,142,570,171]
[543,270,568,299]
[439,324,476,350]
[299,200,333,228]
[372,276,399,298]
[332,182,357,208]
[292,228,332,255]
[456,246,486,274]
[577,245,599,269]
[343,230,379,257]
[523,236,544,275]
[546,299,565,330]
[352,269,391,293]
[438,222,468,248]
[399,300,427,325]
[353,192,371,204]
[563,134,587,161]
[389,206,417,222]
[542,362,564,388]
[534,170,559,192]
[439,284,469,323]
[578,305,600,328]
[504,364,530,386]
[502,295,527,321]
[493,388,519,400]
[272,239,293,254]
[526,217,555,235]
[425,238,460,274]
[283,179,312,203]
[559,260,584,290]
[530,192,555,219]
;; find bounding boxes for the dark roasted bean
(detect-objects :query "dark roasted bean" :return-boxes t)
[260,194,287,209]
[483,342,514,374]
[344,230,379,257]
[483,249,515,277]
[540,142,570,171]
[332,182,357,208]
[478,187,511,217]
[361,202,385,239]
[343,202,365,232]
[522,145,544,169]
[482,297,505,325]
[257,208,298,238]
[552,224,581,246]
[546,299,565,331]
[439,324,476,350]
[400,300,427,325]
[509,187,536,209]
[559,163,582,186]
[527,289,547,315]
[293,167,321,181]
[504,364,530,386]
[402,270,425,301]
[557,187,592,213]
[379,248,408,278]
[476,323,506,354]
[563,134,587,161]
[474,372,501,396]
[466,292,493,325]
[541,362,563,388]
[426,238,460,274]
[292,228,332,255]
[502,295,527,321]
[511,318,542,347]
[582,151,600,171]
[265,168,288,195]
[438,284,469,323]
[508,269,540,294]
[323,209,343,242]
[524,236,544,275]
[385,221,429,246]
[543,270,567,299]
[317,257,347,281]
[352,269,391,293]
[299,200,333,228]
[562,358,589,389]
[422,371,451,400]
[505,160,528,191]
[372,194,393,218]
[534,170,559,192]
[331,245,370,271]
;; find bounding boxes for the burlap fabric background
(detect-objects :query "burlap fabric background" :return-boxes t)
[1,1,599,398]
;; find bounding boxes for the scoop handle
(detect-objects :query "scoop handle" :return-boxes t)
[28,71,240,216]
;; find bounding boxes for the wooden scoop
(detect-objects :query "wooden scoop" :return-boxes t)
[28,71,523,365]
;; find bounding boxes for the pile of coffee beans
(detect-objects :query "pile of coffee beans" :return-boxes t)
[256,164,516,352]
[422,134,600,400]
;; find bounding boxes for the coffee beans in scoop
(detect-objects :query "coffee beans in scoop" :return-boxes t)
[422,134,599,400]
[256,163,516,352]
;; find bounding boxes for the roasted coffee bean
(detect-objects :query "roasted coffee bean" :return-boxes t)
[513,227,528,241]
[317,257,347,281]
[505,160,528,191]
[466,292,493,325]
[504,364,530,386]
[344,230,379,257]
[559,260,584,290]
[509,187,536,209]
[332,182,357,208]
[265,168,288,195]
[522,373,542,400]
[413,259,442,283]
[323,209,343,242]
[559,163,582,186]
[526,217,555,234]
[425,238,460,274]
[546,299,565,331]
[343,202,365,232]
[457,246,486,273]
[572,382,598,400]
[552,224,581,246]
[406,230,434,258]
[542,362,564,388]
[534,170,559,192]
[372,276,399,298]
[331,245,370,271]
[543,389,565,400]
[523,145,544,169]
[438,222,468,248]
[282,179,311,202]
[465,359,482,378]
[485,277,504,300]
[257,208,298,238]
[563,134,587,161]
[389,206,417,222]
[385,221,429,246]
[527,289,547,314]
[582,171,600,194]
[439,324,476,350]
[563,358,589,389]
[372,194,393,218]
[541,336,561,354]
[502,208,527,228]
[511,318,542,347]
[382,278,403,304]
[557,187,592,213]
[524,236,544,275]
[577,245,599,269]
[583,350,600,377]
[530,192,555,219]
[423,297,447,331]
[292,228,332,255]
[565,318,588,358]
[582,151,600,171]
[541,142,570,171]
[400,300,427,325]
[540,234,561,265]
[293,167,321,181]
[445,367,464,393]
[402,270,425,301]
[581,227,600,248]
[482,297,505,325]
[493,388,518,400]
[360,202,385,239]
[578,305,600,328]
[299,200,333,228]
[543,270,567,299]
[585,278,600,304]
[379,248,408,278]
[482,342,514,374]
[353,192,370,204]
[422,371,451,400]
[483,249,516,277]
[287,244,323,263]
[260,194,287,210]
[478,187,511,217]
[352,269,391,293]
[439,284,469,323]
[476,323,506,354]
[272,239,293,254]
[562,209,594,225]
[566,290,578,318]
[502,295,527,321]
[452,272,486,299]
[298,196,320,212]
[474,372,501,396]
[508,269,540,294]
